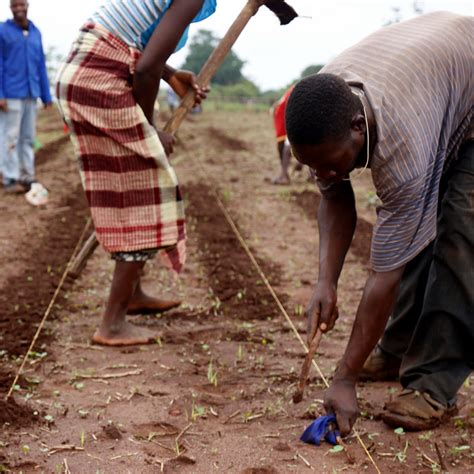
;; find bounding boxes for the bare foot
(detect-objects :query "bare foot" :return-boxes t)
[272,174,291,185]
[92,321,158,346]
[127,296,182,315]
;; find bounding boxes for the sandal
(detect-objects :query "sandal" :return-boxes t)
[359,344,401,382]
[381,389,455,431]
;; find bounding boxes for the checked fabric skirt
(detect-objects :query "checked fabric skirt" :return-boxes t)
[56,23,185,272]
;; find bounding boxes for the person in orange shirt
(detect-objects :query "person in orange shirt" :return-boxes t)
[271,86,298,184]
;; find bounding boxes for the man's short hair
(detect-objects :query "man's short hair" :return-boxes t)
[285,73,361,145]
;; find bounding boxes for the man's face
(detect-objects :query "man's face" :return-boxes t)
[10,0,28,24]
[291,118,366,184]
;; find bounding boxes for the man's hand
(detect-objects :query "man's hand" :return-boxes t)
[324,378,359,437]
[157,130,176,156]
[0,99,8,112]
[306,281,339,344]
[169,70,209,105]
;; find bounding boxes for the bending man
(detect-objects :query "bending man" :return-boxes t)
[286,12,473,433]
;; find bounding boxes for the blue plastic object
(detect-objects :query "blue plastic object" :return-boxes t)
[300,415,340,446]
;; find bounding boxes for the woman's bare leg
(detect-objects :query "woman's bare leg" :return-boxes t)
[92,261,157,346]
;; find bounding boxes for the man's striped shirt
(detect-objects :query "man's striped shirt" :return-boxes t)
[90,0,216,52]
[321,12,473,272]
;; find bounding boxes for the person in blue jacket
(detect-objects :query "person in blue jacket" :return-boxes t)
[0,0,52,194]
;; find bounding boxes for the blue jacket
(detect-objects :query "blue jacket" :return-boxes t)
[0,19,52,103]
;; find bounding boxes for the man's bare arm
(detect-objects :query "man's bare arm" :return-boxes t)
[133,0,204,124]
[324,267,405,435]
[318,180,357,287]
[306,180,357,341]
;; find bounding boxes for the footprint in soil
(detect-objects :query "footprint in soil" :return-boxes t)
[273,442,292,452]
[102,421,123,440]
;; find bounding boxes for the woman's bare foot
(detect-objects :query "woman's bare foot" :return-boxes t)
[128,283,181,315]
[127,296,181,315]
[92,321,158,346]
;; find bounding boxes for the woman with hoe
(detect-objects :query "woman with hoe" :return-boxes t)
[57,0,217,346]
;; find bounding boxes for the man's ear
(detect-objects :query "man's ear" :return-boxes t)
[350,113,366,135]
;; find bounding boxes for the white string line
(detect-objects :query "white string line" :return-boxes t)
[214,197,329,386]
[5,219,92,401]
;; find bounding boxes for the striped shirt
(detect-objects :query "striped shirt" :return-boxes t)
[321,12,473,272]
[90,0,216,52]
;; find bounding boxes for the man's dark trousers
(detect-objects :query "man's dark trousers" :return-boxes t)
[380,140,474,406]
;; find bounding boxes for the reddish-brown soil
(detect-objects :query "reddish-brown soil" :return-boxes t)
[0,109,472,473]
[291,189,373,267]
[183,183,286,321]
[0,187,89,359]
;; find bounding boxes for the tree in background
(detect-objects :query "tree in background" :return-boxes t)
[179,31,327,106]
[384,1,424,26]
[212,79,260,100]
[181,29,245,86]
[300,64,324,78]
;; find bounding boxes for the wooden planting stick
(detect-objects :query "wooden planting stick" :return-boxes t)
[336,435,356,465]
[292,328,323,403]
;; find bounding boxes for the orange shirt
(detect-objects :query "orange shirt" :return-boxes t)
[273,86,294,142]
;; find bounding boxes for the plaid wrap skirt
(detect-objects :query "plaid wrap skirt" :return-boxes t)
[56,23,185,272]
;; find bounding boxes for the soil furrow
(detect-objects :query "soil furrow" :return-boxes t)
[35,134,71,167]
[0,129,90,408]
[291,189,373,266]
[183,183,287,321]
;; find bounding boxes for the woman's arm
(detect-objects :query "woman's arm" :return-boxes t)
[132,0,204,124]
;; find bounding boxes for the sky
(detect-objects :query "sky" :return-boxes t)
[1,0,472,90]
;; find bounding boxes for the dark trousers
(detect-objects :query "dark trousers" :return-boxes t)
[380,141,474,406]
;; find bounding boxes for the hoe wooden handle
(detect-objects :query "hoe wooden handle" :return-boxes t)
[164,0,266,134]
[68,232,100,279]
[292,329,323,403]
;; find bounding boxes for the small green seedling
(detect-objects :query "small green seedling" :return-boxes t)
[236,344,244,363]
[449,445,470,456]
[73,382,85,390]
[44,414,54,426]
[222,189,232,202]
[27,351,47,360]
[207,360,218,387]
[294,304,304,317]
[236,289,246,300]
[190,402,206,421]
[418,431,433,441]
[394,441,409,463]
